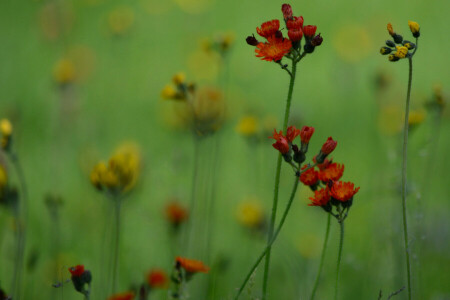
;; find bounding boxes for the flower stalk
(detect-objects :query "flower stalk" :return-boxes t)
[310,213,331,300]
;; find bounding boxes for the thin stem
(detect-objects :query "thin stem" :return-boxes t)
[235,177,300,299]
[401,56,413,300]
[111,196,122,294]
[310,213,331,300]
[334,221,344,300]
[262,59,298,300]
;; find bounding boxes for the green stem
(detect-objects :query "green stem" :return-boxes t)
[310,213,331,300]
[401,56,413,300]
[111,196,121,294]
[334,221,344,300]
[234,177,300,299]
[262,60,298,300]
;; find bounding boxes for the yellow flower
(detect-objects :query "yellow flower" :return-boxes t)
[408,109,426,126]
[0,164,7,192]
[387,23,394,36]
[0,119,12,137]
[236,116,259,137]
[395,46,408,58]
[108,6,134,36]
[53,59,76,84]
[172,72,186,85]
[161,84,178,100]
[408,21,420,36]
[191,87,225,136]
[236,200,264,229]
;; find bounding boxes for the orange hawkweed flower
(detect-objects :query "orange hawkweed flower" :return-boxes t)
[255,35,292,62]
[303,25,317,39]
[286,16,304,30]
[68,265,85,277]
[321,137,337,155]
[108,292,135,300]
[256,20,280,38]
[300,165,319,186]
[175,257,209,274]
[318,163,344,182]
[288,29,303,42]
[308,188,330,206]
[269,129,290,154]
[146,269,168,289]
[330,181,360,202]
[285,125,300,143]
[300,126,315,144]
[166,202,188,227]
[281,4,293,20]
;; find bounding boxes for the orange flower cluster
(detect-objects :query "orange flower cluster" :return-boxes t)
[246,3,323,62]
[175,257,210,274]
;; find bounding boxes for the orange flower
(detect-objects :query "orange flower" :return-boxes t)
[313,156,333,171]
[288,29,303,42]
[303,25,317,39]
[68,265,84,277]
[281,4,293,20]
[387,23,394,36]
[256,20,280,38]
[147,269,168,289]
[318,163,344,182]
[300,165,319,186]
[175,257,209,274]
[285,125,300,143]
[300,126,315,144]
[321,137,337,155]
[286,16,304,30]
[255,35,292,62]
[330,181,360,202]
[166,202,188,226]
[308,188,330,206]
[269,129,290,154]
[108,292,135,300]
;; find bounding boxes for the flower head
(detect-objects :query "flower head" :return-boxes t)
[108,292,135,300]
[318,163,344,182]
[408,21,420,37]
[281,4,293,20]
[321,137,337,155]
[303,25,317,39]
[300,165,319,186]
[146,269,168,289]
[175,257,209,274]
[53,59,75,85]
[286,126,300,143]
[166,202,188,227]
[269,129,290,154]
[172,72,186,85]
[330,181,360,202]
[308,188,330,206]
[300,126,315,144]
[236,200,265,229]
[255,36,292,62]
[68,265,85,277]
[395,46,408,58]
[236,116,259,137]
[286,16,304,30]
[256,20,280,38]
[288,29,303,42]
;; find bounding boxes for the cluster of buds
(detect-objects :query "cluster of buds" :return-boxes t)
[68,265,92,297]
[0,119,12,152]
[90,144,140,197]
[246,3,322,64]
[171,257,209,299]
[161,72,195,101]
[165,201,189,233]
[380,21,420,62]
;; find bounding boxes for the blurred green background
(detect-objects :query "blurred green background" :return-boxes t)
[0,0,449,299]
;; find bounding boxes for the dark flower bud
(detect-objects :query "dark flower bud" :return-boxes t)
[81,270,92,285]
[311,34,323,46]
[303,42,315,54]
[282,153,293,163]
[380,47,392,55]
[393,34,403,44]
[293,150,305,164]
[246,35,259,46]
[275,30,283,39]
[388,55,400,62]
[403,42,416,50]
[385,40,395,47]
[341,198,353,208]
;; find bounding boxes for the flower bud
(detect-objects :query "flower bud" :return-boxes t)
[288,29,303,42]
[281,4,293,20]
[393,34,403,44]
[303,42,315,54]
[408,21,420,38]
[388,54,400,62]
[246,35,259,46]
[300,126,314,145]
[286,16,304,30]
[380,47,392,55]
[321,137,337,155]
[311,34,323,46]
[385,40,395,47]
[303,25,317,39]
[387,23,395,36]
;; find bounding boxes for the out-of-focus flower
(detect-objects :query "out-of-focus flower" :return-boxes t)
[0,164,8,199]
[333,24,372,63]
[236,200,265,231]
[108,6,134,36]
[146,269,168,289]
[53,59,76,85]
[165,201,188,229]
[175,257,209,274]
[38,2,74,40]
[108,292,135,300]
[408,109,426,128]
[68,265,92,294]
[318,163,344,182]
[236,115,259,137]
[330,181,360,202]
[191,87,225,136]
[0,119,12,151]
[202,32,235,57]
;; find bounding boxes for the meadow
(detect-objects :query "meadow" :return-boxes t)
[0,0,449,299]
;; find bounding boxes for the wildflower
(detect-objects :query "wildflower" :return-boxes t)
[288,29,303,42]
[269,129,290,154]
[286,125,300,142]
[236,115,259,137]
[255,35,292,62]
[408,109,426,127]
[311,34,323,46]
[68,265,92,294]
[300,126,315,144]
[108,292,135,300]
[286,16,304,30]
[395,46,408,58]
[308,188,330,207]
[53,59,75,85]
[408,21,420,38]
[316,137,337,164]
[387,23,394,36]
[175,257,209,274]
[318,163,344,182]
[191,87,225,136]
[256,20,280,38]
[165,202,188,229]
[0,119,12,151]
[330,181,360,202]
[146,269,168,289]
[172,72,186,85]
[299,165,319,187]
[161,85,178,100]
[281,3,293,20]
[236,200,265,230]
[303,25,317,39]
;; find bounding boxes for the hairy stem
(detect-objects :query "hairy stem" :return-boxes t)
[262,60,298,300]
[310,213,331,300]
[334,221,344,300]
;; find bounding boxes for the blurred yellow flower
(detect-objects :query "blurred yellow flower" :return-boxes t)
[236,116,259,137]
[0,164,7,194]
[297,233,320,258]
[108,6,134,36]
[53,59,76,85]
[172,72,186,85]
[192,87,225,136]
[0,119,12,150]
[187,49,219,81]
[161,84,178,100]
[333,24,372,63]
[236,200,264,229]
[378,105,402,135]
[408,109,426,127]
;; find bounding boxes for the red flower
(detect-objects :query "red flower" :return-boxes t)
[147,269,168,289]
[313,155,333,170]
[303,25,317,38]
[300,165,319,186]
[285,126,300,143]
[288,29,303,42]
[330,181,360,202]
[108,292,135,300]
[300,126,314,144]
[308,188,330,206]
[166,202,188,226]
[175,257,209,274]
[255,35,292,62]
[321,137,337,155]
[256,20,280,38]
[68,265,85,277]
[281,4,293,20]
[269,129,290,154]
[318,163,344,182]
[286,16,304,30]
